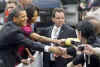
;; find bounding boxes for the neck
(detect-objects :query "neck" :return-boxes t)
[55,24,62,28]
[16,23,27,27]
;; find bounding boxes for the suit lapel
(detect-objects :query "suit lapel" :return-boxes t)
[58,25,64,39]
[48,25,53,37]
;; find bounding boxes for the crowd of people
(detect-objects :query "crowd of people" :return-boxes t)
[0,0,100,67]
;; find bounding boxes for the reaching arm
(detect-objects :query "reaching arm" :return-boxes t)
[30,32,59,43]
[15,33,63,55]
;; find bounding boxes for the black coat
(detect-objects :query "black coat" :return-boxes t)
[73,38,100,67]
[73,53,100,67]
[0,22,45,67]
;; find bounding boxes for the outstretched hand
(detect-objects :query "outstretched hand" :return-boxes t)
[53,39,66,46]
[83,45,95,55]
[49,46,73,58]
[49,46,63,56]
[21,59,30,65]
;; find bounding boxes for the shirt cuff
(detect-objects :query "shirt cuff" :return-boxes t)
[44,46,50,52]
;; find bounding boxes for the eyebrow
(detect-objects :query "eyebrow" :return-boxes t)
[8,7,15,9]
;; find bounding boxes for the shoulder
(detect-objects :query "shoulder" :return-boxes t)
[62,24,76,37]
[62,24,75,31]
[93,37,100,47]
[62,24,76,33]
[2,22,22,34]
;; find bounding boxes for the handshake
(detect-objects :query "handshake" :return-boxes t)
[48,46,66,56]
[48,46,73,58]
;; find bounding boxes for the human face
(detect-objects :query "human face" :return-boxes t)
[31,10,38,23]
[76,30,87,44]
[7,3,17,13]
[20,0,32,5]
[14,10,28,26]
[52,12,65,27]
[24,0,32,4]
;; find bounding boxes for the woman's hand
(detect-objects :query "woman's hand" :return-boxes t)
[21,59,30,65]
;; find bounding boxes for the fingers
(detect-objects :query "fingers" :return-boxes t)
[52,39,66,46]
[29,56,34,63]
[21,58,34,65]
[49,46,73,58]
[74,64,82,67]
[21,59,30,65]
[29,56,34,61]
[49,46,64,55]
[83,45,94,55]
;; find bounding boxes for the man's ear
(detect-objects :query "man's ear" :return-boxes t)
[13,17,17,22]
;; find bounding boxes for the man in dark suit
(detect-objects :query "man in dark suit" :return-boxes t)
[43,8,76,67]
[0,7,64,67]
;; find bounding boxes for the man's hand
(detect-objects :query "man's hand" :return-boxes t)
[29,56,34,63]
[59,47,73,59]
[52,39,66,46]
[49,46,63,56]
[83,45,95,55]
[74,64,82,67]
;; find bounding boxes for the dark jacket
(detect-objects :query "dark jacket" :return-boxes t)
[0,22,45,67]
[73,53,100,67]
[73,38,100,67]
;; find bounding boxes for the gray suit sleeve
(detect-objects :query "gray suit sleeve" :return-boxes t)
[15,33,45,52]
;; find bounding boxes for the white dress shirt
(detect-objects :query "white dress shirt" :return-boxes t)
[50,25,61,61]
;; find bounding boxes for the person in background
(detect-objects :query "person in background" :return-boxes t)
[4,0,17,23]
[0,0,6,24]
[18,0,32,8]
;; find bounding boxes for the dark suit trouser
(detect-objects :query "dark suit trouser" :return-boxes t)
[0,54,16,67]
[43,53,56,67]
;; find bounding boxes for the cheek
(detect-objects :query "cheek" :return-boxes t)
[20,19,26,23]
[20,19,24,21]
[59,20,64,24]
[61,19,64,22]
[56,20,60,24]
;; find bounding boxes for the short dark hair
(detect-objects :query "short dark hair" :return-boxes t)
[7,0,17,5]
[24,4,39,20]
[8,6,25,21]
[76,20,96,44]
[52,8,64,18]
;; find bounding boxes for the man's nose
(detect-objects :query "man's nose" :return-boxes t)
[59,19,63,22]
